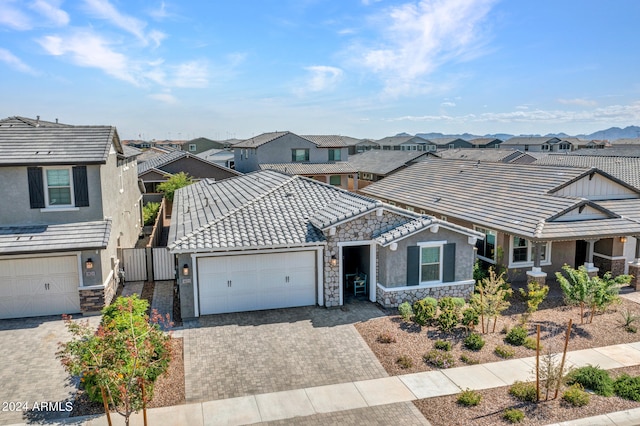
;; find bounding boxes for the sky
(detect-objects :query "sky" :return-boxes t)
[1,0,640,141]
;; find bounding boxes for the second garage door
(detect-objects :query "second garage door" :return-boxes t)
[198,251,316,315]
[0,255,81,319]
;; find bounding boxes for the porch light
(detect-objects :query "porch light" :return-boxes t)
[183,264,190,276]
[85,258,94,270]
[620,236,628,243]
[330,255,338,267]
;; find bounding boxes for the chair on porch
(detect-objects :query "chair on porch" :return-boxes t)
[354,273,367,295]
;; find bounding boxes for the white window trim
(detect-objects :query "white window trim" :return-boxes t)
[189,144,197,152]
[474,226,497,264]
[43,166,75,209]
[417,241,446,285]
[508,236,552,268]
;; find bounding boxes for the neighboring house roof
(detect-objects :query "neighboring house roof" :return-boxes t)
[375,136,431,146]
[168,170,482,253]
[197,148,234,161]
[341,136,370,146]
[0,124,120,165]
[360,158,640,241]
[0,116,72,127]
[137,150,239,176]
[435,149,545,164]
[469,138,502,146]
[0,220,111,255]
[612,138,640,145]
[235,132,351,149]
[429,137,469,146]
[234,131,291,148]
[501,136,561,146]
[571,147,640,157]
[300,135,348,148]
[259,162,357,174]
[135,146,174,163]
[122,145,142,158]
[533,154,640,190]
[348,150,430,176]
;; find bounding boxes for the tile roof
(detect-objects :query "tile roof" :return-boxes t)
[533,154,640,190]
[259,162,357,174]
[168,170,467,253]
[0,125,118,165]
[300,135,348,147]
[501,136,560,146]
[0,116,72,127]
[469,138,502,146]
[234,131,290,148]
[137,150,238,176]
[360,158,640,241]
[435,149,547,164]
[375,136,431,146]
[348,150,430,175]
[0,220,111,255]
[122,145,142,158]
[570,147,640,157]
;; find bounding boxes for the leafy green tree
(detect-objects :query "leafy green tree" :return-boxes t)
[519,280,549,318]
[58,297,172,426]
[471,267,512,333]
[555,264,593,324]
[590,271,631,321]
[157,172,194,202]
[142,202,161,226]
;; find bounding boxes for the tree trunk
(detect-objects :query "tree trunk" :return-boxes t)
[579,302,584,324]
[100,387,113,426]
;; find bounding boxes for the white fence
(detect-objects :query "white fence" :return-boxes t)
[122,248,176,282]
[153,248,176,280]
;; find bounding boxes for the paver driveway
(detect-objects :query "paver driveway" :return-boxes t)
[0,315,98,425]
[182,301,389,403]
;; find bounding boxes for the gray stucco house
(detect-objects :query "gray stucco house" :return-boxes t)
[167,170,483,318]
[0,116,142,319]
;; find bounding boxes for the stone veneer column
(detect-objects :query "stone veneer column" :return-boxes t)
[526,267,547,285]
[584,262,599,278]
[630,237,640,291]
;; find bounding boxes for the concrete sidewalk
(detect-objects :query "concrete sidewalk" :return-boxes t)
[11,341,640,426]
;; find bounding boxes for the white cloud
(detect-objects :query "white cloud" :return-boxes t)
[355,0,497,96]
[38,30,139,84]
[149,92,178,104]
[0,48,37,74]
[557,98,598,107]
[82,0,163,46]
[441,101,456,108]
[149,1,169,20]
[0,1,33,30]
[296,65,343,95]
[172,60,209,88]
[30,0,70,26]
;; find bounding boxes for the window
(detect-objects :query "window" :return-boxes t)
[292,149,309,162]
[388,201,396,206]
[441,215,448,221]
[406,206,415,212]
[329,175,341,186]
[559,143,571,150]
[509,236,550,266]
[328,149,342,161]
[541,144,550,151]
[188,144,197,152]
[449,144,455,149]
[429,145,437,151]
[524,145,529,151]
[45,168,73,206]
[475,227,497,263]
[420,244,442,283]
[360,172,373,180]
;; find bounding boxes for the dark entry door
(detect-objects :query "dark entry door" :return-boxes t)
[575,240,587,267]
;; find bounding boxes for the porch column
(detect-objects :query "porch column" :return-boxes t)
[526,242,547,285]
[629,236,640,291]
[584,239,599,277]
[352,173,359,191]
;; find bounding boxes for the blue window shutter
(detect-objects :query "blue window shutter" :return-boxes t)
[27,167,45,208]
[406,246,420,286]
[73,166,90,207]
[443,243,456,282]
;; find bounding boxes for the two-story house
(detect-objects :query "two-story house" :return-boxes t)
[375,135,436,151]
[234,132,357,189]
[0,116,142,319]
[500,136,574,152]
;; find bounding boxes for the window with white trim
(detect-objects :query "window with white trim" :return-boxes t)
[45,168,73,207]
[419,243,443,283]
[189,144,197,152]
[475,226,497,263]
[329,175,341,186]
[509,236,550,266]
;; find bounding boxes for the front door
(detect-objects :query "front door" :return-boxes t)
[342,245,371,302]
[575,240,587,267]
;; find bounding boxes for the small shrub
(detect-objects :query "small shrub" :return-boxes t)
[461,307,479,331]
[396,355,413,369]
[505,326,528,346]
[437,308,460,333]
[457,388,482,406]
[614,374,640,401]
[413,297,438,326]
[619,309,639,333]
[398,302,413,322]
[566,365,614,396]
[451,297,466,308]
[523,337,539,350]
[562,383,590,407]
[495,345,515,359]
[434,340,452,351]
[460,354,479,365]
[438,296,458,310]
[424,349,456,369]
[464,333,485,351]
[509,381,537,402]
[142,202,161,226]
[519,280,549,314]
[377,333,396,344]
[503,408,525,423]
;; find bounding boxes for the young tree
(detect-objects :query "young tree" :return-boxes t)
[157,172,194,202]
[555,264,593,324]
[519,280,550,319]
[58,296,172,426]
[590,271,631,322]
[471,268,512,333]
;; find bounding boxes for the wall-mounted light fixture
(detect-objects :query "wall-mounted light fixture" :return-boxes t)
[85,258,94,270]
[620,236,628,244]
[183,264,190,276]
[330,255,338,267]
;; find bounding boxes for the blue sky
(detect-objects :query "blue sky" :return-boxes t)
[1,0,639,140]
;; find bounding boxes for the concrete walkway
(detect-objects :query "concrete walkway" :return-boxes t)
[11,341,640,426]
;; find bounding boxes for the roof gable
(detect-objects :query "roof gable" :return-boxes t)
[549,169,640,200]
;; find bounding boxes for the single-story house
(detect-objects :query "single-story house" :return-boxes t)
[168,170,484,317]
[360,158,640,285]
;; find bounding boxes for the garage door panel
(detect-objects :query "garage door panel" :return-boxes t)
[0,255,80,319]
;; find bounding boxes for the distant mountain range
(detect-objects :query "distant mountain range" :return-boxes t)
[410,125,640,141]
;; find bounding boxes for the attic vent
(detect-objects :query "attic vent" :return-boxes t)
[434,197,441,203]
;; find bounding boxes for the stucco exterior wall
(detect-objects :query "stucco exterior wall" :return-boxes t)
[177,253,195,319]
[159,157,237,180]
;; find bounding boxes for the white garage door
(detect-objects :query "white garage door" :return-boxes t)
[198,251,316,315]
[0,256,81,319]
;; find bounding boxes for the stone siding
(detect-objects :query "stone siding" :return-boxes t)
[323,210,409,307]
[629,263,640,291]
[593,255,626,277]
[376,282,475,308]
[79,276,117,313]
